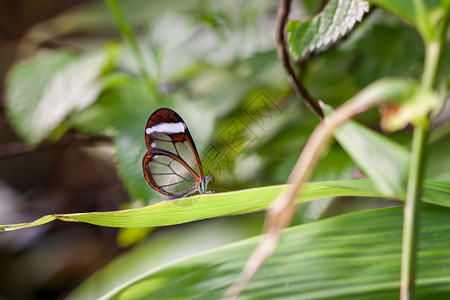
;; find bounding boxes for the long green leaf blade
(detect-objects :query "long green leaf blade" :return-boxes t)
[333,118,410,195]
[98,205,450,299]
[1,179,450,232]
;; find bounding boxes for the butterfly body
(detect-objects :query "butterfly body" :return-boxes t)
[142,108,213,199]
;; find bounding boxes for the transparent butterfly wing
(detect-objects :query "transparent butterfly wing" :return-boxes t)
[142,108,204,197]
[143,150,197,196]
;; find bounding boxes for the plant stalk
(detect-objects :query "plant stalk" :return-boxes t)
[400,4,449,298]
[400,117,429,300]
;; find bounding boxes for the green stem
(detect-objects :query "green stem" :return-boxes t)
[421,41,441,90]
[400,118,429,300]
[400,5,449,299]
[105,0,156,93]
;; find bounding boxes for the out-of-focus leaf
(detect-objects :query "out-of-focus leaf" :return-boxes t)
[2,179,450,232]
[438,39,450,84]
[97,205,450,299]
[426,124,450,180]
[116,227,154,248]
[367,0,443,39]
[367,0,415,24]
[349,17,424,87]
[5,50,111,146]
[6,51,74,145]
[324,104,410,196]
[146,13,197,54]
[286,0,369,60]
[69,76,145,134]
[68,218,260,300]
[335,120,410,194]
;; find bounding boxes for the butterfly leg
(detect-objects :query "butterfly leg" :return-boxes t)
[164,186,198,201]
[202,191,214,194]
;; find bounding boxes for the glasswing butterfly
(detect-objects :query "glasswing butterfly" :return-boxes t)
[142,107,230,200]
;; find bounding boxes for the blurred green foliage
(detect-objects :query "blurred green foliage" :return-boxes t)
[1,0,449,298]
[6,0,447,206]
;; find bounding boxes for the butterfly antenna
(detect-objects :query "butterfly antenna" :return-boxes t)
[206,145,237,175]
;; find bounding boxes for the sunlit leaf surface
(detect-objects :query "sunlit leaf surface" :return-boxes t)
[2,179,450,232]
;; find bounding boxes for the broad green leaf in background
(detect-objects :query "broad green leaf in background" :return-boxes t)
[144,12,198,79]
[366,0,415,25]
[5,49,113,146]
[336,120,411,194]
[323,104,410,196]
[427,124,450,180]
[366,0,444,40]
[2,179,450,232]
[286,0,369,60]
[347,15,425,87]
[96,205,450,299]
[68,218,261,300]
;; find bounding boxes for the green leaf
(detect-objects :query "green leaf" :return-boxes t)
[422,180,450,207]
[336,121,410,195]
[426,125,450,180]
[286,0,369,60]
[367,0,416,24]
[5,50,111,146]
[68,219,259,300]
[366,0,443,40]
[69,75,146,135]
[92,205,450,299]
[2,179,450,232]
[322,103,410,196]
[350,19,425,87]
